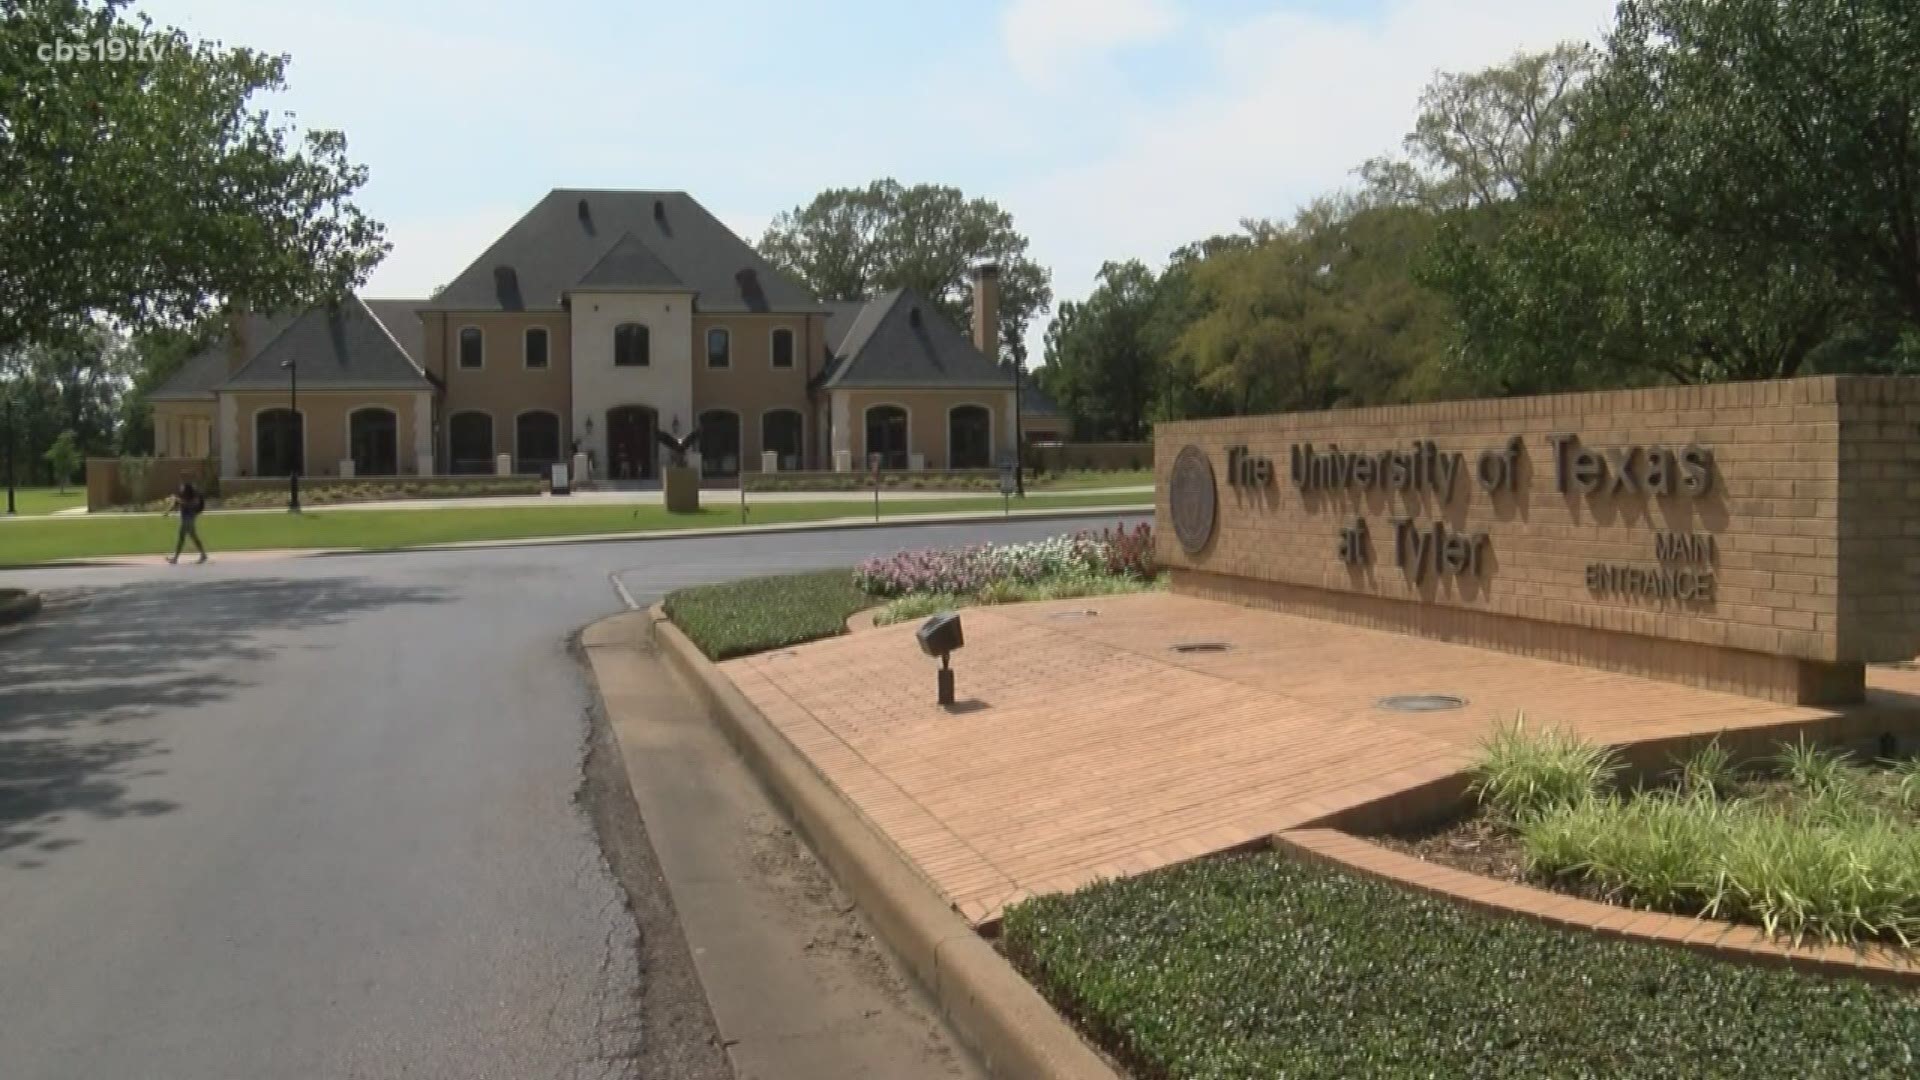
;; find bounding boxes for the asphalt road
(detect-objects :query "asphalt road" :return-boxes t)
[0,517,1140,1080]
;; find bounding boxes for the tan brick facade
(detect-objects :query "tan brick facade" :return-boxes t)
[1155,377,1920,704]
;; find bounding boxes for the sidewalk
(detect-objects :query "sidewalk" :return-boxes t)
[29,485,1151,520]
[583,612,985,1080]
[28,501,1150,568]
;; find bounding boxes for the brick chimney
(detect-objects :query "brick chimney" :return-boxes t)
[225,303,251,374]
[969,263,1000,362]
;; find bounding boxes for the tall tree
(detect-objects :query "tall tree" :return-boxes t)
[1423,0,1918,389]
[0,323,132,482]
[1036,260,1160,441]
[1,0,389,355]
[758,180,1052,362]
[1359,43,1595,214]
[1165,206,1460,416]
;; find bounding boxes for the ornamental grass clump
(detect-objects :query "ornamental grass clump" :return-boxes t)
[1468,714,1622,822]
[1493,726,1920,946]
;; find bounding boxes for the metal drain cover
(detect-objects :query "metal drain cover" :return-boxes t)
[1377,694,1467,712]
[1170,641,1233,654]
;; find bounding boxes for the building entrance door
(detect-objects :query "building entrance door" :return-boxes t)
[606,406,655,481]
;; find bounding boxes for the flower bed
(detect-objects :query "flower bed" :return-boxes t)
[854,522,1154,597]
[856,523,1160,626]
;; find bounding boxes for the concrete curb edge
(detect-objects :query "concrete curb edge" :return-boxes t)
[0,589,43,626]
[644,605,1120,1080]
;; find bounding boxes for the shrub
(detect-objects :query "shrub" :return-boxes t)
[1095,521,1155,579]
[663,570,873,660]
[873,592,968,626]
[1003,853,1920,1080]
[1513,748,1920,945]
[1671,737,1738,798]
[1893,756,1920,813]
[1468,715,1622,821]
[1776,737,1860,797]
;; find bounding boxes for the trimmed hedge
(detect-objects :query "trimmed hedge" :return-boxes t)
[662,570,872,660]
[1003,853,1920,1079]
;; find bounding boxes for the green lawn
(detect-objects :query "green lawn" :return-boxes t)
[3,487,86,517]
[664,570,874,660]
[0,490,1150,565]
[1032,468,1153,490]
[1004,852,1920,1080]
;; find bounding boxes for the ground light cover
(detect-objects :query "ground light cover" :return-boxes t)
[1001,853,1920,1080]
[664,524,1157,659]
[1389,720,1920,946]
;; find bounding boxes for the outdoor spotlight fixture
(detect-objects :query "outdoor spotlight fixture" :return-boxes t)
[916,612,965,707]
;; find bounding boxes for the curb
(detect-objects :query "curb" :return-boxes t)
[4,504,1151,571]
[646,605,1119,1080]
[0,589,43,626]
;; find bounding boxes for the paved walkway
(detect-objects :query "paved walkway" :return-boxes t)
[725,592,1920,926]
[29,486,1151,519]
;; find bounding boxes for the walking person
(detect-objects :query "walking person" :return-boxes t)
[164,480,209,564]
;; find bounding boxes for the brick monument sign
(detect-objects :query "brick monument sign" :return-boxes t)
[1155,377,1920,705]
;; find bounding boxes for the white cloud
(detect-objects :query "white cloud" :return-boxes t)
[1004,0,1616,362]
[1001,0,1179,84]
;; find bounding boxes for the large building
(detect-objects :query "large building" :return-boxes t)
[151,189,1032,482]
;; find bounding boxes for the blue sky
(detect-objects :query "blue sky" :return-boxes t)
[148,0,1617,361]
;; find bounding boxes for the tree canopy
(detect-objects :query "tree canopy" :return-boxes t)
[1,0,389,354]
[1424,2,1920,390]
[757,180,1052,362]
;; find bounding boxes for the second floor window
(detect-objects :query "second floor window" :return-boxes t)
[458,327,483,369]
[771,328,794,369]
[524,327,549,369]
[707,327,730,368]
[614,323,649,367]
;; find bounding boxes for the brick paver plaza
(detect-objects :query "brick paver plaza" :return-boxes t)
[725,592,1920,926]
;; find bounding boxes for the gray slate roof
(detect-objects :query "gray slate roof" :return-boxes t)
[822,299,868,355]
[425,190,823,314]
[820,289,1015,390]
[220,296,433,391]
[362,299,429,370]
[149,312,298,401]
[576,231,687,290]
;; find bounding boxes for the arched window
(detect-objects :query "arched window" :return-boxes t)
[524,326,549,369]
[255,408,304,477]
[458,326,483,369]
[614,323,649,367]
[706,327,730,368]
[770,328,795,369]
[864,405,908,471]
[449,412,494,474]
[948,405,992,470]
[349,408,399,476]
[516,411,563,475]
[698,410,740,477]
[762,409,803,470]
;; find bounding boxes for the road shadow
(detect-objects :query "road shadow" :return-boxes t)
[0,576,450,859]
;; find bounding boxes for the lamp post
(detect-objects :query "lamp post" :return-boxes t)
[281,358,300,512]
[1012,358,1026,497]
[3,390,15,516]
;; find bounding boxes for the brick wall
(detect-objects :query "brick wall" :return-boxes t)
[1154,378,1920,703]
